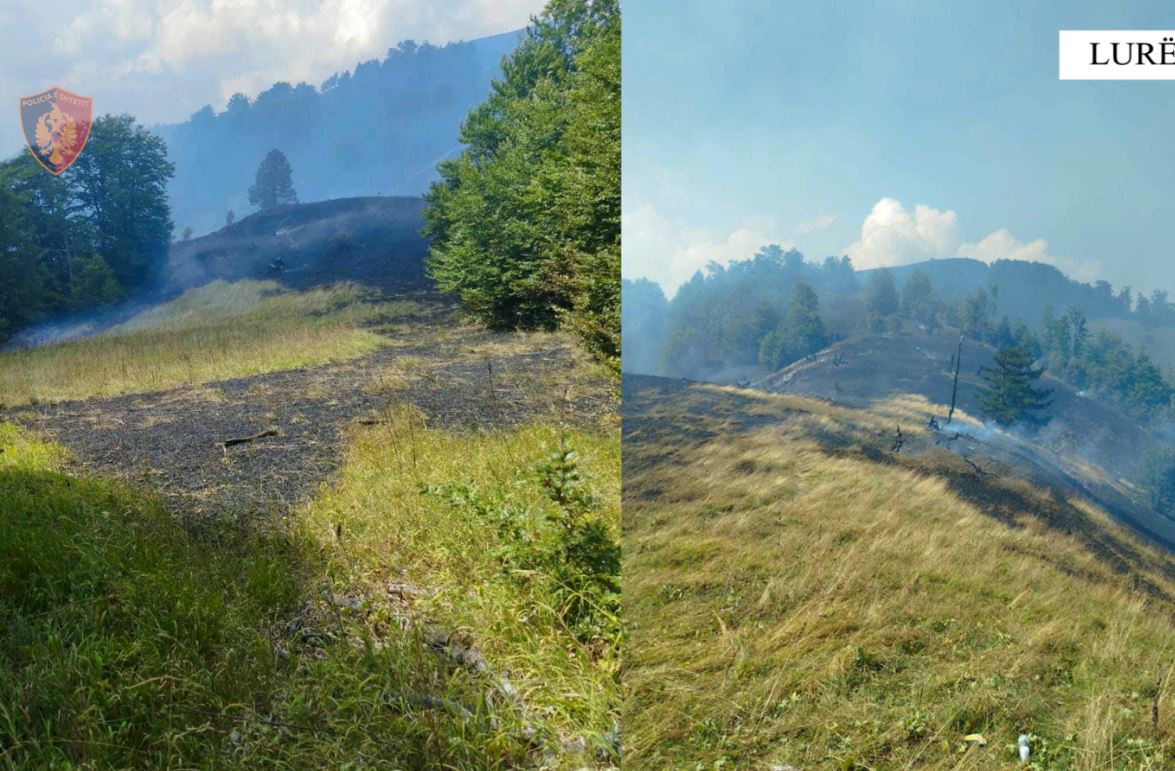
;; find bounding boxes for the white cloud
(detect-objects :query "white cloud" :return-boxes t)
[844,197,960,269]
[622,203,795,296]
[844,197,1100,281]
[957,228,1101,282]
[2,0,539,149]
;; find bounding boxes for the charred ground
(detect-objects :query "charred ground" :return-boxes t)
[5,303,613,520]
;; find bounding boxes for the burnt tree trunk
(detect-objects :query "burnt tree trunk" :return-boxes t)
[947,335,963,424]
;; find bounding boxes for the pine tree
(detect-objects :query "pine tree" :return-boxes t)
[978,343,1053,428]
[784,282,826,358]
[864,269,899,331]
[248,149,297,210]
[901,269,939,329]
[1140,446,1175,513]
[757,282,826,369]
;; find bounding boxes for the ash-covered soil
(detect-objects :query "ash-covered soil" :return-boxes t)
[6,310,615,520]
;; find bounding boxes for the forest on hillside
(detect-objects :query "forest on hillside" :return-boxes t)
[622,247,1175,420]
[1,0,620,372]
[155,32,518,235]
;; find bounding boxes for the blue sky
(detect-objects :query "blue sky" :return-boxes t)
[623,0,1175,297]
[0,0,540,155]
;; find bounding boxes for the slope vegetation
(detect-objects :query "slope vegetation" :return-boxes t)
[0,280,392,406]
[758,328,1173,543]
[623,375,1175,769]
[1,260,621,769]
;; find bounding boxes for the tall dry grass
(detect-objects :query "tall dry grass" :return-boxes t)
[0,281,391,406]
[624,381,1175,769]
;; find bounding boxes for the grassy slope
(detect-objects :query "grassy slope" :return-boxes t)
[623,377,1175,770]
[0,281,395,406]
[1,409,619,767]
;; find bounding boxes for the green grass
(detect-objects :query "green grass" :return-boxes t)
[0,423,306,768]
[302,407,621,762]
[0,281,392,406]
[0,413,619,769]
[623,380,1175,770]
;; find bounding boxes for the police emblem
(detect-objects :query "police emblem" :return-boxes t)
[19,87,93,175]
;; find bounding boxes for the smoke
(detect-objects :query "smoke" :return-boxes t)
[4,196,429,354]
[1,295,161,351]
[620,277,668,376]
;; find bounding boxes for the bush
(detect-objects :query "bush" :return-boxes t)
[421,435,620,645]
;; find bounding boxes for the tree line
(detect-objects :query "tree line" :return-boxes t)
[424,0,621,369]
[156,32,516,235]
[0,115,174,341]
[622,248,1175,422]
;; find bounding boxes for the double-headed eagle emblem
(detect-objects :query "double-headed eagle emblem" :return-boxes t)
[34,104,78,167]
[19,87,93,175]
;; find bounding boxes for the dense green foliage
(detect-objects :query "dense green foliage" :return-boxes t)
[864,268,899,330]
[1035,305,1174,418]
[0,114,174,341]
[424,0,620,368]
[422,435,621,647]
[248,149,298,209]
[640,246,855,377]
[758,282,827,369]
[978,343,1053,428]
[901,269,940,331]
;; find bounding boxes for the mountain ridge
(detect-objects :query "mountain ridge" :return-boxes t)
[152,30,521,235]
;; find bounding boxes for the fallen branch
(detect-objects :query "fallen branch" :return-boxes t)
[220,428,278,449]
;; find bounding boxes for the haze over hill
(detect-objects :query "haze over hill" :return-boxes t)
[759,328,1175,545]
[623,374,1175,767]
[623,253,1175,380]
[154,32,520,235]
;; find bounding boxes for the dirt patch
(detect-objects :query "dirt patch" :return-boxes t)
[7,317,615,520]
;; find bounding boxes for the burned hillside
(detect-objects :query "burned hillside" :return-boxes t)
[166,196,429,294]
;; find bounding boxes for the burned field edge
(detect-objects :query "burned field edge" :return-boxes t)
[0,308,621,768]
[621,374,1175,769]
